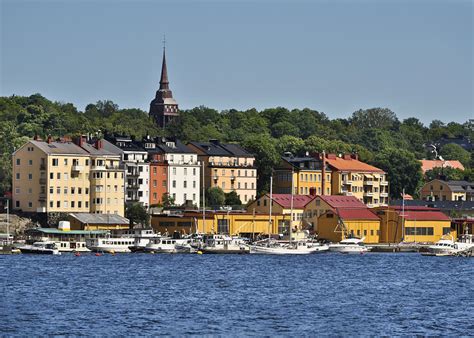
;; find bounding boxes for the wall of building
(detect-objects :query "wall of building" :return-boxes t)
[317,214,380,243]
[166,153,200,206]
[149,161,168,205]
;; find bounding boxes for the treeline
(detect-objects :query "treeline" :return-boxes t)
[1,94,472,198]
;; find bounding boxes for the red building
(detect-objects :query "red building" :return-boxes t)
[149,152,168,206]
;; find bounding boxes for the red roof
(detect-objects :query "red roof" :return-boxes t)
[336,208,380,220]
[399,211,450,221]
[270,194,315,209]
[319,195,367,209]
[420,160,465,173]
[389,206,439,211]
[325,157,384,173]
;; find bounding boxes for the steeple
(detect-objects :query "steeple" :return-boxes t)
[159,48,169,90]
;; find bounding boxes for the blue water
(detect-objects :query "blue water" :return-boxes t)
[1,253,473,336]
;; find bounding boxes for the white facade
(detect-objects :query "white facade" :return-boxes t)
[123,151,150,207]
[166,152,200,206]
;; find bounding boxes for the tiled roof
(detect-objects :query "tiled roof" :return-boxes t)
[318,195,367,209]
[399,211,450,221]
[31,140,89,155]
[325,157,384,173]
[270,194,315,209]
[420,160,465,173]
[389,206,440,211]
[336,208,380,220]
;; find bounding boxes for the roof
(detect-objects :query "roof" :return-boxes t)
[281,156,325,170]
[270,194,315,209]
[69,213,129,225]
[26,228,108,235]
[81,141,120,157]
[30,140,89,155]
[189,141,254,157]
[318,195,367,209]
[389,205,441,211]
[399,211,451,221]
[105,136,147,153]
[420,160,465,173]
[325,157,384,173]
[336,208,380,220]
[446,180,474,193]
[156,139,195,154]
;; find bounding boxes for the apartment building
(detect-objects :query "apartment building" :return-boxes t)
[103,136,150,207]
[420,179,474,201]
[188,140,257,204]
[144,138,200,206]
[12,137,125,217]
[273,155,332,195]
[324,153,389,207]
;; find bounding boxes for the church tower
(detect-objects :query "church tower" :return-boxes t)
[150,46,179,128]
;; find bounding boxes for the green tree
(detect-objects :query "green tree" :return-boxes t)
[350,108,400,130]
[440,143,471,167]
[206,187,225,208]
[372,148,422,198]
[224,191,242,206]
[126,203,150,227]
[424,167,467,182]
[162,193,176,207]
[276,136,305,156]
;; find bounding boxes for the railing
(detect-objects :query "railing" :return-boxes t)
[364,181,374,185]
[380,192,389,197]
[72,165,83,172]
[90,165,106,171]
[39,178,47,185]
[40,164,46,171]
[363,192,374,197]
[38,193,47,201]
[342,180,353,185]
[380,181,389,186]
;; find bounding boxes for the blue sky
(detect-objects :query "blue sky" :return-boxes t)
[1,0,472,124]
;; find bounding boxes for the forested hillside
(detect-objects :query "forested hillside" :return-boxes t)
[1,94,472,198]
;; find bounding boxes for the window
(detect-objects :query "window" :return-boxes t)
[16,159,20,165]
[64,173,68,180]
[57,187,61,194]
[78,201,82,208]
[64,188,68,194]
[163,180,167,187]
[16,201,20,208]
[64,159,68,165]
[16,173,20,180]
[193,193,196,201]
[442,227,452,235]
[49,186,53,194]
[184,168,187,176]
[172,168,176,175]
[184,181,187,188]
[172,180,176,188]
[71,201,75,208]
[57,201,61,208]
[28,173,33,180]
[52,159,58,166]
[184,193,187,201]
[57,173,61,179]
[50,201,53,208]
[50,173,54,179]
[217,219,230,234]
[193,168,196,175]
[153,180,157,187]
[71,187,75,194]
[15,188,20,194]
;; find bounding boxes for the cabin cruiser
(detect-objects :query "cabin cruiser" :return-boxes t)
[17,241,61,255]
[144,237,193,253]
[86,236,135,253]
[328,237,370,254]
[199,234,250,254]
[125,228,159,252]
[250,238,329,255]
[423,234,474,256]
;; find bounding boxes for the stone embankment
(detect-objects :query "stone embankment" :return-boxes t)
[0,214,37,236]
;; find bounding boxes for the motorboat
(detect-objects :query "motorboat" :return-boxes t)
[86,236,135,253]
[250,239,328,255]
[17,241,61,255]
[144,237,192,253]
[126,228,160,252]
[199,234,250,254]
[328,237,370,254]
[422,234,474,256]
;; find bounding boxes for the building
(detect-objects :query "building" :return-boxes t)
[103,137,150,208]
[143,137,200,207]
[151,210,286,237]
[309,195,380,243]
[420,179,474,202]
[12,137,126,217]
[324,153,389,207]
[149,47,179,128]
[247,194,315,234]
[273,155,332,195]
[188,140,257,204]
[375,206,455,243]
[68,212,130,230]
[420,159,465,174]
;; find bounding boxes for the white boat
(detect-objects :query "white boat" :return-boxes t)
[423,234,474,256]
[18,241,61,255]
[328,237,370,254]
[86,236,136,253]
[144,237,192,253]
[124,228,159,252]
[250,239,329,255]
[200,234,250,254]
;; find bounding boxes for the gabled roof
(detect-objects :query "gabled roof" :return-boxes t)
[81,141,120,157]
[269,194,315,209]
[399,211,450,221]
[156,139,195,154]
[69,213,129,225]
[325,157,384,173]
[281,156,326,170]
[188,141,254,157]
[420,160,465,173]
[30,140,89,155]
[318,195,367,209]
[336,208,380,220]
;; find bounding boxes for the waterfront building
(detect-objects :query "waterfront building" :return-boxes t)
[324,153,389,207]
[420,159,464,174]
[375,206,455,243]
[420,179,474,202]
[273,155,332,195]
[247,194,315,233]
[150,210,286,237]
[143,137,200,206]
[68,212,130,230]
[187,140,257,204]
[149,48,179,128]
[312,195,380,243]
[103,137,150,208]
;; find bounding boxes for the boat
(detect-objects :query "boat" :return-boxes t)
[86,235,135,253]
[328,237,370,254]
[422,233,474,256]
[144,237,193,253]
[17,241,61,255]
[199,234,250,254]
[250,238,329,255]
[126,228,160,252]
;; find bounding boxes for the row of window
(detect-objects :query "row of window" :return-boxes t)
[213,169,255,177]
[405,227,434,236]
[213,182,255,190]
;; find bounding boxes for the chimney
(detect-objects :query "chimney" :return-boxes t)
[343,154,352,160]
[209,139,220,145]
[47,135,53,144]
[33,134,41,141]
[321,150,326,196]
[351,153,359,160]
[95,139,103,150]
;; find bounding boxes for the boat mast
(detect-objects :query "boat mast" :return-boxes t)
[269,173,273,242]
[202,160,205,233]
[401,187,405,242]
[290,167,294,245]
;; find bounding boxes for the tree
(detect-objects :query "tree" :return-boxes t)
[350,108,399,130]
[372,148,423,198]
[440,143,471,167]
[224,191,242,206]
[424,167,467,182]
[161,193,175,207]
[126,203,150,227]
[206,187,225,208]
[276,136,305,156]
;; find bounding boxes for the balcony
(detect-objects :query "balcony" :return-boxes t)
[380,181,388,186]
[72,165,83,172]
[363,191,374,197]
[364,181,374,186]
[342,192,353,196]
[342,179,353,185]
[127,184,140,190]
[39,178,47,185]
[91,165,106,171]
[36,207,47,213]
[127,172,140,178]
[39,164,46,171]
[38,193,47,201]
[380,192,388,197]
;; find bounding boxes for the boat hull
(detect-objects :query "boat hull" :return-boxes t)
[19,248,60,255]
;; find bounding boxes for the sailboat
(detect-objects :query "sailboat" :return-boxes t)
[250,171,329,255]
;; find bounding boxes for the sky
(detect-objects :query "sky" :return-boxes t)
[1,0,473,124]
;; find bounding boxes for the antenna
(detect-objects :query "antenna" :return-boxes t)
[162,34,166,50]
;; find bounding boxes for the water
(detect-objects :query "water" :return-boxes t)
[1,253,473,336]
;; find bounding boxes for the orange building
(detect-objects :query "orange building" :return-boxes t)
[148,152,168,206]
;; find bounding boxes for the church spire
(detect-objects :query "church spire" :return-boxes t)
[159,47,169,90]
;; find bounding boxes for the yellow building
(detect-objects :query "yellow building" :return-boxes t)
[420,179,473,202]
[376,206,455,243]
[273,155,332,196]
[187,140,257,204]
[309,195,380,243]
[325,153,389,207]
[12,137,126,217]
[151,210,286,237]
[68,213,130,230]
